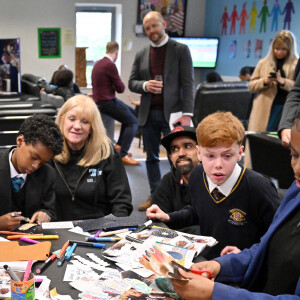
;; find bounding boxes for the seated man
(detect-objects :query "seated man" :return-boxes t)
[151,126,200,234]
[0,114,63,230]
[147,112,280,260]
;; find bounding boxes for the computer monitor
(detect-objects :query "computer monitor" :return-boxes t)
[172,37,219,68]
[0,38,21,94]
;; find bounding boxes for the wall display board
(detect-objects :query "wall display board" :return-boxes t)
[38,28,61,58]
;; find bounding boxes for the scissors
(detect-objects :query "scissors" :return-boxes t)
[171,260,212,278]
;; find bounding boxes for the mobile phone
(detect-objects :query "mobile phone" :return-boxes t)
[269,72,276,78]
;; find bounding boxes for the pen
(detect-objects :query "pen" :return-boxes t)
[58,246,71,267]
[94,229,102,237]
[125,235,144,244]
[22,235,59,240]
[0,231,28,235]
[36,253,57,274]
[66,243,77,261]
[3,265,21,281]
[57,241,70,258]
[98,228,134,237]
[23,259,33,281]
[102,226,138,232]
[68,240,106,248]
[11,213,30,222]
[7,234,44,240]
[20,237,41,244]
[155,241,188,249]
[85,237,122,242]
[132,220,152,233]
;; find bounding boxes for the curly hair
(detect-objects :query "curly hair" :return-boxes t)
[18,114,63,155]
[54,69,73,87]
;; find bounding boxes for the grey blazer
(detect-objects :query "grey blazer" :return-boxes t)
[128,38,194,126]
[0,148,56,220]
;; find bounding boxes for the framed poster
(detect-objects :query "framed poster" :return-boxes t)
[38,28,61,58]
[136,0,187,37]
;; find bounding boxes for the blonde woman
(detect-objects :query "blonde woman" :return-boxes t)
[245,30,298,167]
[52,95,133,221]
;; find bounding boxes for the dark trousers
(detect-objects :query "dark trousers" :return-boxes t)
[97,98,138,157]
[142,109,170,195]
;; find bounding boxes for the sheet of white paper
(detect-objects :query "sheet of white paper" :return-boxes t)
[42,221,74,229]
[0,236,8,241]
[169,111,194,130]
[35,277,51,299]
[68,226,93,236]
[0,261,29,271]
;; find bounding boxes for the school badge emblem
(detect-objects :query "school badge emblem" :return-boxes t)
[228,208,247,226]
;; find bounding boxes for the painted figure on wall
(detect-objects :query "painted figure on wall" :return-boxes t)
[282,0,295,30]
[239,2,249,34]
[249,1,258,33]
[270,0,282,32]
[229,5,239,35]
[221,6,230,35]
[259,0,270,33]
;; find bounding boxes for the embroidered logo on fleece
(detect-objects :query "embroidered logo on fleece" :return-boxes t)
[87,168,102,183]
[228,208,247,226]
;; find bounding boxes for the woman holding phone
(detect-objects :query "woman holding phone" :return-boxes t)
[245,30,298,168]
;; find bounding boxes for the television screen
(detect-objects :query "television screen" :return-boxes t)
[172,37,219,68]
[0,38,21,94]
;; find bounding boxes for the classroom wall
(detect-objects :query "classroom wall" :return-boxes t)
[204,0,300,80]
[0,0,206,102]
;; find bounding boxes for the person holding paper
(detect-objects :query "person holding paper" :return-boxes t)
[171,112,300,300]
[128,11,194,210]
[51,95,133,221]
[0,114,63,230]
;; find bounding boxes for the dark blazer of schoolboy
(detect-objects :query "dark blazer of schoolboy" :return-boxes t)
[0,147,56,220]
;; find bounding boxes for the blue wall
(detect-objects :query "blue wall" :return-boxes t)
[204,0,299,80]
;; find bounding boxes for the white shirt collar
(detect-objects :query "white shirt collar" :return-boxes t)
[105,54,114,62]
[207,164,242,196]
[9,149,27,181]
[150,34,169,48]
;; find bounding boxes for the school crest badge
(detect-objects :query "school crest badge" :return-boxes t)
[228,208,247,226]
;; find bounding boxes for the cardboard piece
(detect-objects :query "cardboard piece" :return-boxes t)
[0,241,51,261]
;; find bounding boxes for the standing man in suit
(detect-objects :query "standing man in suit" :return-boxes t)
[0,114,63,231]
[92,41,139,165]
[129,11,194,210]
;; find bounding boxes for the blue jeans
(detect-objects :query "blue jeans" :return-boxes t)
[97,99,138,157]
[142,109,170,195]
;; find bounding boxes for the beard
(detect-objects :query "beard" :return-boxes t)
[176,159,193,175]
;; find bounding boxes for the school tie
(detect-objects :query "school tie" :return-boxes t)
[11,176,24,192]
[212,187,224,201]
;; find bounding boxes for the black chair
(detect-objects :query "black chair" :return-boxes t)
[193,81,253,129]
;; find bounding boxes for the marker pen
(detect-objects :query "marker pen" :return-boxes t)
[22,235,59,240]
[11,213,30,222]
[66,243,77,261]
[98,228,130,237]
[125,235,144,244]
[23,259,33,281]
[58,246,71,267]
[3,265,21,281]
[85,237,122,242]
[132,220,153,233]
[94,229,102,237]
[102,226,138,232]
[20,237,41,244]
[57,241,70,258]
[36,253,57,274]
[68,240,106,248]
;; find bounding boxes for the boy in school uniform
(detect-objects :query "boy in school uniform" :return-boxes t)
[0,114,63,231]
[147,112,280,260]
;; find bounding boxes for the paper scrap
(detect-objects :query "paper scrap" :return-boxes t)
[18,223,37,231]
[42,221,74,229]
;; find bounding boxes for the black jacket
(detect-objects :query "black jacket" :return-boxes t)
[0,148,56,220]
[52,148,133,221]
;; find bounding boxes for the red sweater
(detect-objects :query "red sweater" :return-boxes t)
[92,57,125,102]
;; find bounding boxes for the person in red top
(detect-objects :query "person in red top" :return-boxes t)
[92,41,139,165]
